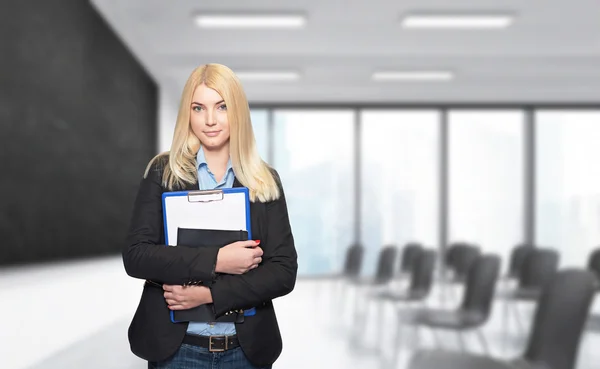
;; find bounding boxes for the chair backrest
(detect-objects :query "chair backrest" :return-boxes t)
[460,254,501,320]
[452,244,482,281]
[587,247,600,282]
[343,244,364,278]
[409,249,436,297]
[374,245,399,284]
[508,243,536,278]
[518,248,560,290]
[399,242,424,274]
[523,269,596,369]
[444,242,466,269]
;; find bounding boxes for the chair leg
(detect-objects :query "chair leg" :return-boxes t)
[430,327,442,349]
[503,295,511,354]
[413,325,421,351]
[391,312,404,369]
[511,300,524,334]
[438,278,447,307]
[376,300,384,354]
[355,298,371,345]
[352,286,362,325]
[476,329,490,355]
[457,330,466,352]
[349,287,361,340]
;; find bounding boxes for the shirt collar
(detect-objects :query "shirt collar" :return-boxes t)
[196,146,233,172]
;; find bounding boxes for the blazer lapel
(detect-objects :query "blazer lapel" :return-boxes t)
[232,178,266,241]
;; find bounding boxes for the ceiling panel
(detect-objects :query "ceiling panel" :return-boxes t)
[90,0,600,104]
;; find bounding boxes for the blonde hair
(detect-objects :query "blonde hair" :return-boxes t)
[144,64,280,202]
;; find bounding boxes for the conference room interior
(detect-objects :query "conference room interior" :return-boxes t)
[2,1,600,369]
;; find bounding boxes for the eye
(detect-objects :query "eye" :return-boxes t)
[218,104,227,111]
[192,105,202,112]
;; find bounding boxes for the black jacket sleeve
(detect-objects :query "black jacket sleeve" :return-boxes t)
[122,158,220,285]
[210,174,298,317]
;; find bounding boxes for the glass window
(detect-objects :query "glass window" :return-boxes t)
[360,110,440,275]
[448,110,524,263]
[273,110,355,276]
[536,111,600,268]
[250,109,270,163]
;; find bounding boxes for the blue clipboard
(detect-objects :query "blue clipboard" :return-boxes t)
[162,187,256,320]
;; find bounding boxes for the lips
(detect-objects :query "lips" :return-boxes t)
[204,131,221,137]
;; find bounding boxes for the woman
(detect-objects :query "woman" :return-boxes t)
[123,63,297,369]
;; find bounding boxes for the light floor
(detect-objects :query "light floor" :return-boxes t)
[1,256,598,369]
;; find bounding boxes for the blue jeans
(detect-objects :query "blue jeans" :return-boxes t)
[148,344,272,369]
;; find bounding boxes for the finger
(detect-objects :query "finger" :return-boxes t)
[166,299,178,305]
[239,240,260,248]
[163,285,174,292]
[171,285,184,293]
[252,247,264,257]
[168,304,186,310]
[253,257,262,265]
[250,263,259,270]
[164,292,174,299]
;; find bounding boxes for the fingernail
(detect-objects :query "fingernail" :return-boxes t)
[255,240,261,244]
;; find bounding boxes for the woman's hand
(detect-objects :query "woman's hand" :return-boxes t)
[215,240,263,274]
[163,285,213,310]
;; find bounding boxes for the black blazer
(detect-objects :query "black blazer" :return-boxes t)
[123,156,298,367]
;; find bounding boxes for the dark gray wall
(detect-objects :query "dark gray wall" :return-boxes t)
[0,0,157,266]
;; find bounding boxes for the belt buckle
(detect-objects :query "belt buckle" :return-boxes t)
[209,335,227,352]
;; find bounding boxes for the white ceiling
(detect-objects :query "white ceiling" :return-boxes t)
[90,0,600,104]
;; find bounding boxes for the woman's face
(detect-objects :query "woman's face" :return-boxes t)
[190,84,230,151]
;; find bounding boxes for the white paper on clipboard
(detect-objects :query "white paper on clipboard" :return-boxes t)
[162,187,252,246]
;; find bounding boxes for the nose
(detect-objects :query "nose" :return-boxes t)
[206,111,217,126]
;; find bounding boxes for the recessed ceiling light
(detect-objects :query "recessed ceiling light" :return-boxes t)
[372,71,455,82]
[235,71,301,82]
[195,14,306,29]
[401,14,514,29]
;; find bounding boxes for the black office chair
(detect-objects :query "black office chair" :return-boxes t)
[350,245,399,345]
[396,254,501,358]
[348,244,366,276]
[441,243,481,305]
[586,247,600,290]
[443,242,468,276]
[449,244,482,283]
[408,269,596,369]
[501,248,560,335]
[335,244,365,324]
[397,242,425,279]
[498,244,536,302]
[353,245,399,286]
[380,248,436,303]
[585,247,600,333]
[504,243,536,280]
[338,243,364,285]
[355,248,436,355]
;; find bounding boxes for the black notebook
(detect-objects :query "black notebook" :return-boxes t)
[171,227,249,323]
[177,228,249,250]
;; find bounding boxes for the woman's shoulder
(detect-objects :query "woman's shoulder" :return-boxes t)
[266,166,286,201]
[148,152,170,171]
[268,166,281,183]
[265,166,285,193]
[143,152,170,182]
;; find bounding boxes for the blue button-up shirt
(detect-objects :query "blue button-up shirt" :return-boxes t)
[186,147,236,336]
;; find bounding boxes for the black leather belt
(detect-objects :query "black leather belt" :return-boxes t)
[182,334,240,352]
